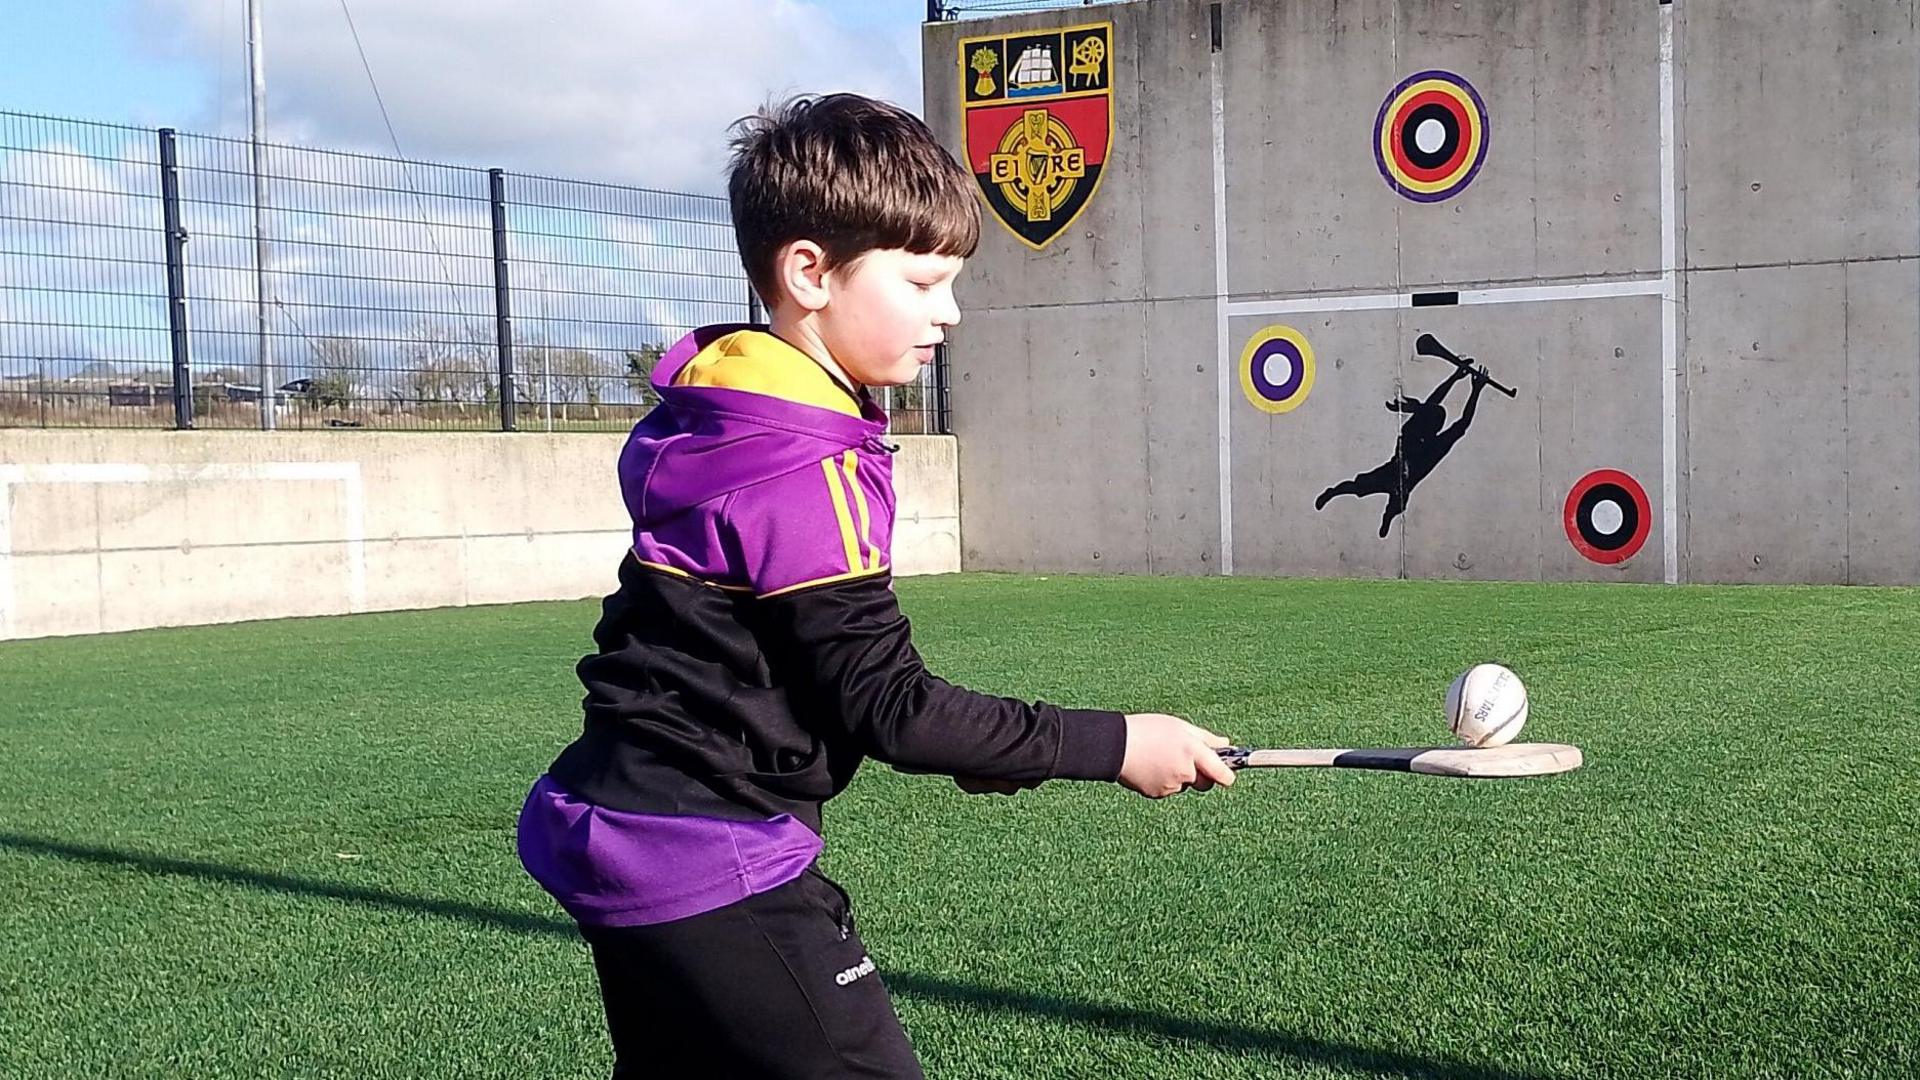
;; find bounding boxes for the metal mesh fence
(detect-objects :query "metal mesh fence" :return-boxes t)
[0,109,947,435]
[173,133,501,430]
[0,113,171,428]
[503,173,741,433]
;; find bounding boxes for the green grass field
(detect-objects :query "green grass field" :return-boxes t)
[2,575,1915,1078]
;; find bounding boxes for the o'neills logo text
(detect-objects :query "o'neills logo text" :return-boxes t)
[835,955,877,987]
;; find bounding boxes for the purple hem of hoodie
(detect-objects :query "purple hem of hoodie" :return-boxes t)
[516,775,824,928]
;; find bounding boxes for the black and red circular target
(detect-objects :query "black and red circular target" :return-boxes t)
[1374,70,1489,203]
[1564,469,1651,565]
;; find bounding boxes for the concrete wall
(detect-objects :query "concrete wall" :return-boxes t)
[925,0,1920,585]
[0,431,960,640]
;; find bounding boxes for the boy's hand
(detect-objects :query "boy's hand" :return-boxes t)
[954,776,1040,796]
[1118,713,1236,798]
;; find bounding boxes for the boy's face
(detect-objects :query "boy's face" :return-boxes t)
[817,249,963,387]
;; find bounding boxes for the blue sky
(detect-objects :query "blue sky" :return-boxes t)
[1,1,926,128]
[0,0,937,187]
[1,3,208,126]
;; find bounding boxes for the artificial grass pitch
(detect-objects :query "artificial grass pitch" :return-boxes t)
[2,574,1914,1078]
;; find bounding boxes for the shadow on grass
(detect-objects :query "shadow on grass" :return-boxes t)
[2,831,1560,1080]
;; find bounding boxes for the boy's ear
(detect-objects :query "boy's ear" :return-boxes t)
[775,239,831,313]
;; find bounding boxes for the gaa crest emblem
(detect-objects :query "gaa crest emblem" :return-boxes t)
[959,22,1113,250]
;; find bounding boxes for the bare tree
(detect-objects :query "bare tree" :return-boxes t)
[549,349,615,421]
[299,337,365,409]
[404,320,488,409]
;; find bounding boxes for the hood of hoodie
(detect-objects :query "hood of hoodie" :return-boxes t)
[619,324,891,526]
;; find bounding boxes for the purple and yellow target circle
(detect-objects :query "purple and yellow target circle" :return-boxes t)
[1374,70,1489,203]
[1239,325,1316,414]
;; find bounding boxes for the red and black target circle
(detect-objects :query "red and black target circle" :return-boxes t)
[1374,71,1489,203]
[1564,469,1651,564]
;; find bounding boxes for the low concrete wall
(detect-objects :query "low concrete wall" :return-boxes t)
[0,430,960,640]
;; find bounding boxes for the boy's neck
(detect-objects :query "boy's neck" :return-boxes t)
[766,310,861,394]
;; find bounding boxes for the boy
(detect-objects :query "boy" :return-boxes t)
[518,93,1235,1079]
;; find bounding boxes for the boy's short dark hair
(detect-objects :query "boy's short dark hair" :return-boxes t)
[726,93,980,306]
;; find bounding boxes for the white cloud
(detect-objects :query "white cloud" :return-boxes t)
[131,0,922,193]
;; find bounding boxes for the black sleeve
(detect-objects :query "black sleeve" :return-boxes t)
[753,573,1127,782]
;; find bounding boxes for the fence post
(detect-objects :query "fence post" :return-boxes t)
[933,343,951,434]
[157,128,194,429]
[488,168,516,432]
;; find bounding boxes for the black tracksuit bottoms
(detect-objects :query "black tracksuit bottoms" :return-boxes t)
[579,866,926,1079]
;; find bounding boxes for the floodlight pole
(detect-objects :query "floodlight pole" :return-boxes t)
[248,0,277,429]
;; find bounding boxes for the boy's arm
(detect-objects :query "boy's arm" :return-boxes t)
[722,467,1127,783]
[754,571,1127,782]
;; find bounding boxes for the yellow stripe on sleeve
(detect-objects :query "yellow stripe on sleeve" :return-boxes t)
[840,450,878,570]
[821,457,863,575]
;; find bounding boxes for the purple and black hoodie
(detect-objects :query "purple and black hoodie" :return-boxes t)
[518,326,1128,928]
